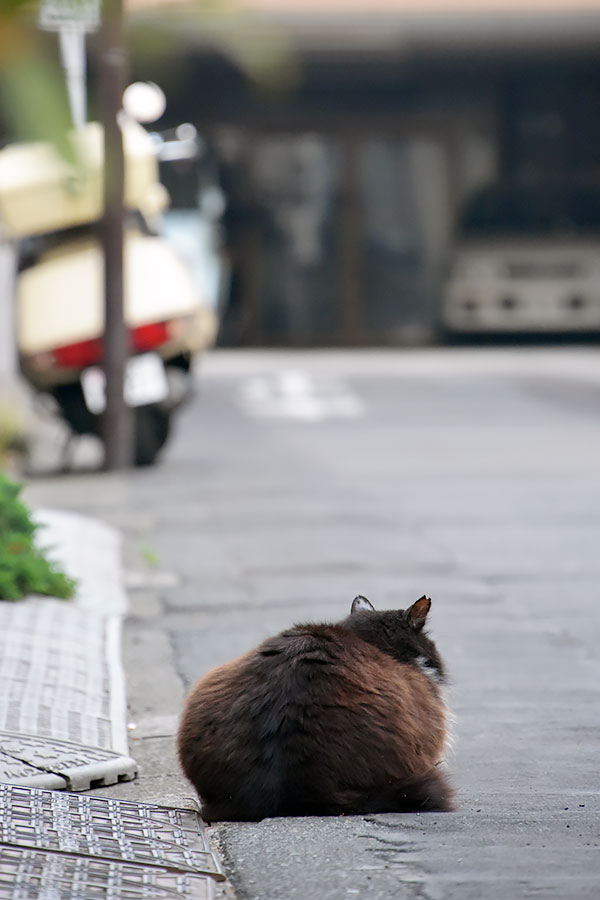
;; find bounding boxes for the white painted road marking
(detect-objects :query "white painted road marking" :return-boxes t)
[238,370,365,421]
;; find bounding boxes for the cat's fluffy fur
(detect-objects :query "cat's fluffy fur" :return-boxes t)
[177,595,454,821]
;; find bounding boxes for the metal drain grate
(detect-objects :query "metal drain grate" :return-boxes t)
[0,785,224,900]
[0,847,214,900]
[0,785,222,876]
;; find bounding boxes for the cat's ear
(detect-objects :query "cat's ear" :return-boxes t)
[405,595,431,631]
[351,595,375,615]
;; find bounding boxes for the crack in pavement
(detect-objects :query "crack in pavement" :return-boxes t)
[0,749,69,787]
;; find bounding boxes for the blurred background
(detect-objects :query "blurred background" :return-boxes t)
[131,0,600,347]
[3,0,600,465]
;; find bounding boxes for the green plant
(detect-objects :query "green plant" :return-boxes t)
[141,541,159,568]
[0,473,76,601]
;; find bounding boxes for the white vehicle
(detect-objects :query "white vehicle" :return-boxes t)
[442,182,600,334]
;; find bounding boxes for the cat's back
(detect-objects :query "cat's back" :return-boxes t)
[178,620,443,749]
[182,621,404,700]
[179,622,363,716]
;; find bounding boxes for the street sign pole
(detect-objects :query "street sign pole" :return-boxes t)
[39,0,100,128]
[98,0,133,469]
[58,27,87,129]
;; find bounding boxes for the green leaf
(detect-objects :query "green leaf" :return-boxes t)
[0,472,77,601]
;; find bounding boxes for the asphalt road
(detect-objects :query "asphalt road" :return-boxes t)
[26,348,600,899]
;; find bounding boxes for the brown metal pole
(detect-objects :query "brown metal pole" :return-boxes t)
[237,132,263,345]
[338,134,364,345]
[98,0,133,469]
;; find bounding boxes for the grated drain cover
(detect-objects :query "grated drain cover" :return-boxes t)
[0,785,224,899]
[0,847,214,900]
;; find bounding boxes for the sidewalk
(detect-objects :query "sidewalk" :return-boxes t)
[21,468,194,813]
[0,502,224,900]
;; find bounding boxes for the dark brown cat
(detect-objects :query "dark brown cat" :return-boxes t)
[177,594,454,821]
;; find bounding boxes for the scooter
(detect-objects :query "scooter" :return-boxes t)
[0,119,219,466]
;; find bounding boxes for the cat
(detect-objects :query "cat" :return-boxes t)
[177,594,454,821]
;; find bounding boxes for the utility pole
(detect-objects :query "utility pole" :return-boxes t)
[98,0,133,469]
[38,0,132,468]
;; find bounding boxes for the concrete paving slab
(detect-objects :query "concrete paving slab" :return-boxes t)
[0,752,65,790]
[0,513,136,791]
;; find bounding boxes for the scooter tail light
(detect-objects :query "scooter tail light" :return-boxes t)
[131,317,193,352]
[130,321,171,352]
[52,338,103,369]
[41,316,188,371]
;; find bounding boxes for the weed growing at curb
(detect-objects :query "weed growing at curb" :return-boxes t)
[0,472,76,601]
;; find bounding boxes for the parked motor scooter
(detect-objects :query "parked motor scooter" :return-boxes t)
[0,119,218,466]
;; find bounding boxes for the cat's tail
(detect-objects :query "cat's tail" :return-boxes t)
[396,766,454,811]
[360,767,455,814]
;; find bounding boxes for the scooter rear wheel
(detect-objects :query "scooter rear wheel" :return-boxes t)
[52,385,171,467]
[134,405,170,467]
